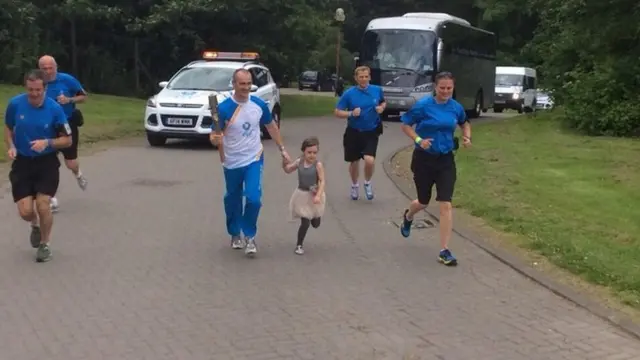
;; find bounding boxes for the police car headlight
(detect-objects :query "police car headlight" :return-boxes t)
[512,93,520,100]
[147,97,157,108]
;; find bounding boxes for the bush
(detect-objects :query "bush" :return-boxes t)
[559,65,640,137]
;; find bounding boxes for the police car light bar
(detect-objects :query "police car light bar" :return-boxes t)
[202,51,260,61]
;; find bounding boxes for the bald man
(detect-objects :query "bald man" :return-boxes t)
[210,68,290,257]
[38,55,88,212]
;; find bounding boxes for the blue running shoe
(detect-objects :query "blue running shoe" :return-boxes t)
[438,249,458,266]
[400,209,412,238]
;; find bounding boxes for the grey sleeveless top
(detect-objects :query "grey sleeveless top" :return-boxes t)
[297,159,318,191]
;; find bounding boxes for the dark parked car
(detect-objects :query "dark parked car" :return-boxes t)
[298,70,336,92]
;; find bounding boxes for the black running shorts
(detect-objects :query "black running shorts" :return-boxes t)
[9,153,61,203]
[410,149,456,205]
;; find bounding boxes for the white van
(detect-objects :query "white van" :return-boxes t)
[493,66,537,113]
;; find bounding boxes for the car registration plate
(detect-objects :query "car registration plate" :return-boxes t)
[167,117,193,125]
[494,100,505,104]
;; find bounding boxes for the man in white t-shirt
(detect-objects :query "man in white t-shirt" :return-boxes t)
[210,69,290,256]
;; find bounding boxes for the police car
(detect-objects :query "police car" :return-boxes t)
[535,89,554,110]
[144,51,281,146]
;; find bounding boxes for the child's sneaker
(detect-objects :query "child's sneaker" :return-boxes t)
[294,245,304,255]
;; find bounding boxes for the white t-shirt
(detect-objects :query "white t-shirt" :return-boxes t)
[216,95,272,169]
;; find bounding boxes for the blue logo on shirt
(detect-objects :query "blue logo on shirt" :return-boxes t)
[241,122,253,137]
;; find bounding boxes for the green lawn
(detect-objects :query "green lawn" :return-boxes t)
[280,94,336,118]
[427,111,640,307]
[0,84,334,162]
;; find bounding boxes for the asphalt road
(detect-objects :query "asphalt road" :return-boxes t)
[1,112,639,360]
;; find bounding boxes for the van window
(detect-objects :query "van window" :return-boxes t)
[525,75,536,90]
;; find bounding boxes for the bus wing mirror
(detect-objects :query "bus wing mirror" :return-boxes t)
[436,39,444,68]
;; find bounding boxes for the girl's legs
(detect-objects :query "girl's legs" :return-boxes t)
[296,217,321,254]
[297,218,311,247]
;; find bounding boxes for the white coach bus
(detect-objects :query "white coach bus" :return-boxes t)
[355,12,497,119]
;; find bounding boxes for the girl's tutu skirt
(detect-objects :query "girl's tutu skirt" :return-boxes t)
[289,188,326,220]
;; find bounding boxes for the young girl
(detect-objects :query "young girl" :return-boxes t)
[282,137,326,255]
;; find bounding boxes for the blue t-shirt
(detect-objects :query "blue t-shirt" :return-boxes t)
[401,96,467,154]
[45,72,85,119]
[335,85,385,131]
[4,94,70,157]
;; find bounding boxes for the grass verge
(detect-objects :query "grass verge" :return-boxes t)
[395,111,640,308]
[281,94,336,118]
[0,84,145,162]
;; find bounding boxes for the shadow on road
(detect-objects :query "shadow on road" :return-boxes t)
[158,139,217,151]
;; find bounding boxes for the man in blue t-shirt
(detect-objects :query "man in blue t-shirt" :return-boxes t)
[334,66,386,201]
[4,69,73,263]
[209,68,290,257]
[38,55,89,212]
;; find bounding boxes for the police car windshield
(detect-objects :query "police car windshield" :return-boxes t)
[167,67,236,91]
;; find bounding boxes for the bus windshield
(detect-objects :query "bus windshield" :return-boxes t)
[359,29,436,88]
[360,29,436,73]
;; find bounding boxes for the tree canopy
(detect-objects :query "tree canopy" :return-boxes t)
[1,0,637,135]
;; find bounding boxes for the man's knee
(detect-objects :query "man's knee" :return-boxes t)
[245,191,262,207]
[35,196,51,215]
[17,200,35,221]
[363,155,375,166]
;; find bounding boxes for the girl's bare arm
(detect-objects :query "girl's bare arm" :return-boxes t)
[316,161,325,195]
[283,158,300,174]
